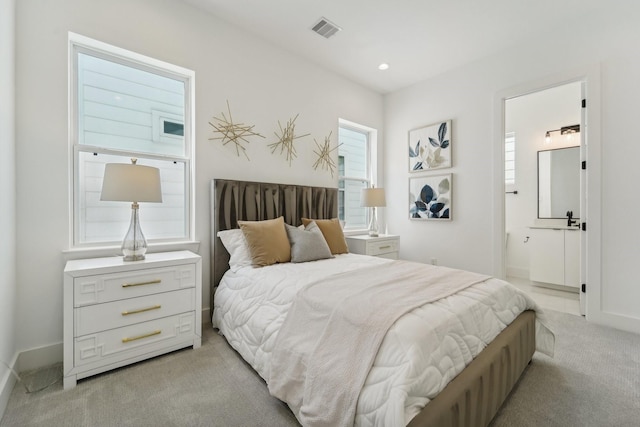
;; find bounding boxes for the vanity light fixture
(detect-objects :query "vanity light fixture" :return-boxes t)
[544,124,580,144]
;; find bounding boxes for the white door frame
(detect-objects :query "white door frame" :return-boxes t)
[492,64,602,323]
[579,81,587,315]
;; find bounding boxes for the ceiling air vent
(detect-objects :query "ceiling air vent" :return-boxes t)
[311,17,342,39]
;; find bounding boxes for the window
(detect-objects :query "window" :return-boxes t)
[338,120,376,231]
[70,34,194,247]
[505,132,516,185]
[163,120,184,136]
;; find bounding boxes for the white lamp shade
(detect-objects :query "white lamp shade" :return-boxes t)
[100,163,163,203]
[361,187,386,207]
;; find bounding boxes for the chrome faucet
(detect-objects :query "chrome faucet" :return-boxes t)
[566,210,577,227]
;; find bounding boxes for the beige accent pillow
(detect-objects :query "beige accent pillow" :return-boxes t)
[238,217,291,266]
[301,218,349,255]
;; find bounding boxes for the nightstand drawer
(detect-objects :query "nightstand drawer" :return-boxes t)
[75,288,195,336]
[346,234,400,259]
[74,312,195,367]
[74,265,196,307]
[368,239,398,256]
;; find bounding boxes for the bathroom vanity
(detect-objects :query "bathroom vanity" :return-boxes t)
[529,145,581,290]
[528,225,579,289]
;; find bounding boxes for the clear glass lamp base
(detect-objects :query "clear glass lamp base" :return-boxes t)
[122,203,148,262]
[368,207,379,237]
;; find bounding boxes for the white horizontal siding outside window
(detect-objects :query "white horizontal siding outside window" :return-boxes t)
[338,122,375,231]
[69,33,195,247]
[505,132,516,186]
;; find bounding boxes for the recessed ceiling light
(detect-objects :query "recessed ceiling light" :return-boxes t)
[378,63,390,71]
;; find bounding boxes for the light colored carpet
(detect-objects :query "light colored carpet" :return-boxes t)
[490,310,640,427]
[0,327,299,427]
[1,310,639,427]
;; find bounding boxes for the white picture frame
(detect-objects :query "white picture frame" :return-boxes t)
[408,120,452,171]
[409,174,452,220]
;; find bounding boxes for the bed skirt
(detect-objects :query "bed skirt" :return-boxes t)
[407,310,536,427]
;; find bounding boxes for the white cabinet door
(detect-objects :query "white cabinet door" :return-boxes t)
[529,228,564,285]
[564,230,580,288]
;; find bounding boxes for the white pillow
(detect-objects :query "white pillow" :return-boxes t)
[217,229,252,272]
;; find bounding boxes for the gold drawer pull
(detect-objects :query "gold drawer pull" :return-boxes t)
[121,279,161,288]
[122,330,161,343]
[378,245,391,250]
[121,305,161,316]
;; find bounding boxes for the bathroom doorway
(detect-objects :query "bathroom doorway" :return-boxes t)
[503,82,583,315]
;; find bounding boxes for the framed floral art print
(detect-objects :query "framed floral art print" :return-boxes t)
[408,120,451,171]
[409,174,452,220]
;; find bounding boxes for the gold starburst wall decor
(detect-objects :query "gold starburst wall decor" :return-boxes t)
[208,101,264,160]
[312,131,342,177]
[268,114,310,166]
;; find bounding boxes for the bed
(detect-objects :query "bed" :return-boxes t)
[210,179,553,427]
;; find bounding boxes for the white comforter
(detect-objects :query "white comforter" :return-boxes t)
[212,254,553,427]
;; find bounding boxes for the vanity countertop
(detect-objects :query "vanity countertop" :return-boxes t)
[529,224,580,230]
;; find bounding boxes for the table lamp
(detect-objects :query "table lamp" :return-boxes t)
[100,158,163,261]
[361,187,386,237]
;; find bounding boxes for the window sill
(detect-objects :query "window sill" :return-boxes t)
[63,241,201,261]
[342,229,370,237]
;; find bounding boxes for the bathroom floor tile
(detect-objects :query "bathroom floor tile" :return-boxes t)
[507,276,581,316]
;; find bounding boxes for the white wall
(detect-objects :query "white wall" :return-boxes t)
[15,0,383,358]
[505,83,581,278]
[384,5,640,333]
[0,0,17,416]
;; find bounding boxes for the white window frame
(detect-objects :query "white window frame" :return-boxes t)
[338,119,378,235]
[68,33,196,249]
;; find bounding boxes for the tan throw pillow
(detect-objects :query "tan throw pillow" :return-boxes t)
[238,217,291,266]
[301,218,349,255]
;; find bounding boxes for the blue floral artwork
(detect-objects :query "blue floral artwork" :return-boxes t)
[409,174,452,220]
[409,120,451,171]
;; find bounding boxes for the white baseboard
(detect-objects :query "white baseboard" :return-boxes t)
[591,311,640,335]
[17,342,62,372]
[0,352,19,421]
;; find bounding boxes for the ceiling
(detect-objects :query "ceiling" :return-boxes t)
[180,0,608,94]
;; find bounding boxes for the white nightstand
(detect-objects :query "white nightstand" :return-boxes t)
[346,234,399,259]
[63,250,202,389]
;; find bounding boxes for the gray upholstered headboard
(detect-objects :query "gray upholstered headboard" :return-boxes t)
[210,179,338,292]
